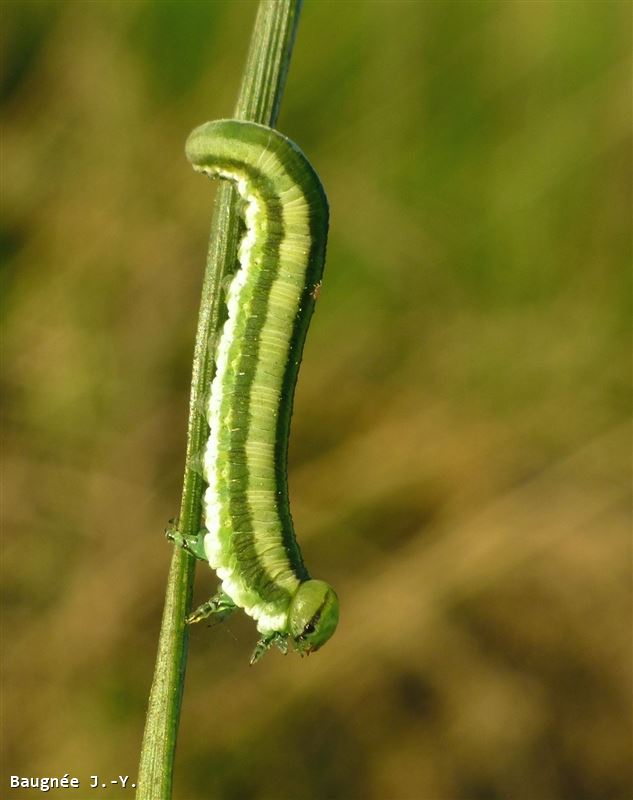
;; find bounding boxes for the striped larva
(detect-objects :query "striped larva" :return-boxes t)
[171,120,338,663]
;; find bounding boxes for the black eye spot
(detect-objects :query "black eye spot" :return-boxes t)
[303,621,316,636]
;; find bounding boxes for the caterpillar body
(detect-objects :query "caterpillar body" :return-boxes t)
[178,120,339,663]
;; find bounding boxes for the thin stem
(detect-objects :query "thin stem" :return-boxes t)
[136,3,303,798]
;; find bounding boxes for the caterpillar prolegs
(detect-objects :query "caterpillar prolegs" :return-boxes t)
[171,120,339,664]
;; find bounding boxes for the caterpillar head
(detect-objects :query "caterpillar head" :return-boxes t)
[289,580,339,655]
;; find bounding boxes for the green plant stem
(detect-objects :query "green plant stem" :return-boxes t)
[136,3,302,798]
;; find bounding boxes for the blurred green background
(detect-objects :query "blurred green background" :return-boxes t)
[2,1,631,798]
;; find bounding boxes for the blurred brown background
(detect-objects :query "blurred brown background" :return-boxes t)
[2,1,631,799]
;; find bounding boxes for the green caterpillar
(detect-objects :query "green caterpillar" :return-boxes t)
[172,120,339,664]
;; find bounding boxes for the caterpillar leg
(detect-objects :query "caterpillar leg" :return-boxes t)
[165,523,208,561]
[185,451,206,479]
[186,590,236,625]
[194,385,213,427]
[250,632,289,665]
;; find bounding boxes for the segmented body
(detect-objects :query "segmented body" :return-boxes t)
[185,120,333,642]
